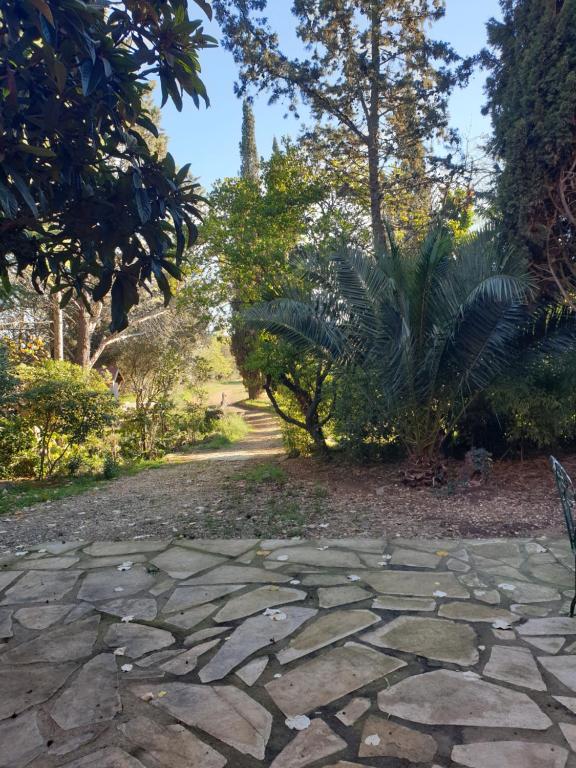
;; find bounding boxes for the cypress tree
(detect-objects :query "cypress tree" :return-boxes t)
[484,0,576,299]
[239,100,260,182]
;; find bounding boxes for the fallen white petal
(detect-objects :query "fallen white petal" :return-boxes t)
[121,664,133,673]
[285,715,311,731]
[365,734,381,746]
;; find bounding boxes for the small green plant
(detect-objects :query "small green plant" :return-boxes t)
[238,462,286,485]
[261,498,305,537]
[102,454,120,480]
[203,413,249,449]
[312,484,328,499]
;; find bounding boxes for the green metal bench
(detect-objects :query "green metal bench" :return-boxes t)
[550,456,576,617]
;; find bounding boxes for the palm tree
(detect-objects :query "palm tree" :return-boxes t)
[246,225,576,460]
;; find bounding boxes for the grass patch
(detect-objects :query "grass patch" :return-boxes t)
[241,398,273,412]
[261,498,305,537]
[238,462,286,486]
[0,458,166,517]
[202,413,250,450]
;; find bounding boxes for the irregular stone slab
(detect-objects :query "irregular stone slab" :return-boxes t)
[14,603,73,629]
[63,747,146,767]
[324,764,367,768]
[359,715,437,762]
[105,622,175,658]
[150,578,174,597]
[0,608,12,638]
[447,558,470,573]
[525,637,565,654]
[511,603,549,617]
[267,546,364,569]
[277,609,380,664]
[362,616,478,666]
[161,603,216,630]
[438,602,519,624]
[99,598,157,621]
[83,540,168,557]
[184,626,231,646]
[469,540,521,560]
[214,585,306,623]
[496,581,560,603]
[151,547,226,578]
[48,730,102,757]
[362,571,469,598]
[0,662,77,720]
[529,563,574,588]
[372,596,436,612]
[0,571,19,593]
[518,618,576,636]
[137,649,182,668]
[78,567,157,602]
[1,569,81,604]
[160,640,220,675]
[181,564,290,585]
[390,548,440,568]
[270,719,346,768]
[474,589,501,605]
[119,715,227,768]
[266,642,407,717]
[34,540,85,555]
[318,585,372,608]
[134,682,272,760]
[336,697,371,726]
[200,606,317,682]
[451,741,568,768]
[554,696,576,714]
[13,555,79,570]
[378,670,551,729]
[484,645,546,690]
[236,656,269,686]
[49,653,121,730]
[178,538,259,557]
[539,655,576,692]
[559,723,576,751]
[0,710,45,768]
[302,574,350,586]
[81,554,148,569]
[1,616,99,664]
[163,584,244,613]
[64,601,95,623]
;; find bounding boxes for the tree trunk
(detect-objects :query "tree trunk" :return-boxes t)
[50,294,64,361]
[368,4,385,255]
[73,305,91,368]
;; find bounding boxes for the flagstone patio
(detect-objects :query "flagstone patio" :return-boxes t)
[1,535,576,767]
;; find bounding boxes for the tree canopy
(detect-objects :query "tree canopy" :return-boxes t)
[0,0,216,330]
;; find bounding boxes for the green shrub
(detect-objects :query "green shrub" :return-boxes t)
[239,462,286,485]
[102,453,120,480]
[216,413,249,443]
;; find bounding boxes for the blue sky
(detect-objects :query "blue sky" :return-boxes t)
[158,0,503,190]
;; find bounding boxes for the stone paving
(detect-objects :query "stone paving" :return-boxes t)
[1,536,576,767]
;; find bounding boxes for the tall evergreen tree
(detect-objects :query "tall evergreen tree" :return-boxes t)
[483,0,576,300]
[239,100,260,182]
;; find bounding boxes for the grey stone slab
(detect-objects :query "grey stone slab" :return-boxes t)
[496,581,560,603]
[48,729,102,757]
[559,723,576,752]
[150,547,226,578]
[270,719,346,768]
[80,554,148,569]
[390,548,441,568]
[149,578,174,597]
[12,555,79,570]
[62,747,146,768]
[324,764,367,768]
[1,569,81,604]
[335,697,371,726]
[362,571,469,598]
[483,645,546,691]
[372,596,436,612]
[525,637,565,654]
[318,585,372,608]
[554,696,576,714]
[266,546,365,569]
[14,604,73,629]
[178,538,259,557]
[162,584,244,613]
[134,682,272,760]
[78,567,157,602]
[105,622,175,658]
[214,585,306,623]
[83,540,168,557]
[184,626,231,646]
[200,606,317,682]
[0,571,19,593]
[33,540,85,555]
[474,589,501,605]
[160,639,220,675]
[0,608,12,638]
[438,602,519,624]
[451,741,568,768]
[181,564,290,585]
[301,574,350,586]
[529,563,574,588]
[468,540,521,560]
[359,715,437,762]
[539,655,576,692]
[0,661,77,720]
[1,616,99,664]
[518,618,576,636]
[236,655,269,686]
[447,558,470,573]
[49,653,121,730]
[160,602,216,630]
[266,642,407,717]
[510,603,549,617]
[136,649,182,668]
[99,598,157,621]
[277,609,380,664]
[0,710,45,768]
[362,615,478,666]
[119,715,227,768]
[64,601,95,623]
[378,669,551,729]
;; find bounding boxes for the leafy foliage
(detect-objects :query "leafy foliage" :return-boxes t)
[0,0,216,330]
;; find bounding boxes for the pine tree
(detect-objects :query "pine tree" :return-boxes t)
[239,100,260,182]
[484,0,576,300]
[271,137,281,157]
